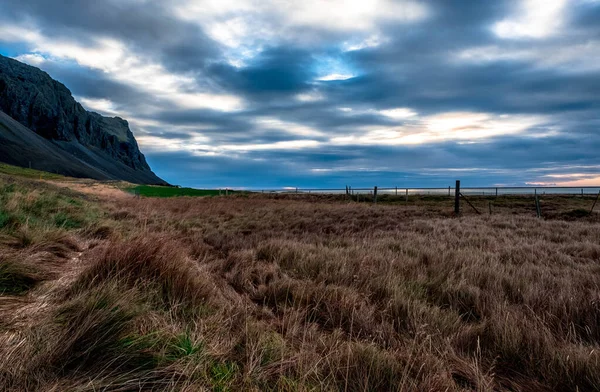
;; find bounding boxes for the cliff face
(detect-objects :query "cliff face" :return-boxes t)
[0,54,166,184]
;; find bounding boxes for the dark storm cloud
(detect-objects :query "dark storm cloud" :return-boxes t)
[333,13,600,117]
[569,0,600,31]
[148,99,404,142]
[349,1,513,69]
[206,47,316,99]
[150,109,249,129]
[0,0,219,72]
[261,107,400,129]
[321,62,600,115]
[144,104,374,144]
[139,122,320,146]
[36,60,143,103]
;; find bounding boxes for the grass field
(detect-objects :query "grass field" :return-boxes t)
[1,170,600,391]
[127,184,246,198]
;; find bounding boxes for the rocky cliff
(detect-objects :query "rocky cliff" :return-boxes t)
[0,54,166,184]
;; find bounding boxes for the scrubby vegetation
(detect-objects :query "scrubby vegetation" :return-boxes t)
[1,171,600,391]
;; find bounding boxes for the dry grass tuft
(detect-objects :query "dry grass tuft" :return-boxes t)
[0,256,47,295]
[71,236,220,317]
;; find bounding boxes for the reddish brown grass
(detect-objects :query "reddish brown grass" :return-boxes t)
[2,177,600,391]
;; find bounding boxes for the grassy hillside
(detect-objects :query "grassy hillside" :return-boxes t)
[0,163,65,180]
[1,172,600,391]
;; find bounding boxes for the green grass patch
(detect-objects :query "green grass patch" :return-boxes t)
[0,163,64,180]
[0,210,11,229]
[53,212,83,229]
[165,332,204,361]
[0,210,23,230]
[210,361,239,392]
[127,185,246,198]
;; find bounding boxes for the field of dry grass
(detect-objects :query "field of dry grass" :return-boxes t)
[1,173,600,391]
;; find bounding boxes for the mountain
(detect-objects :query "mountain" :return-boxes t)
[0,54,166,184]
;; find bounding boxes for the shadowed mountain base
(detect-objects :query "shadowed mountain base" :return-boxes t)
[0,110,165,184]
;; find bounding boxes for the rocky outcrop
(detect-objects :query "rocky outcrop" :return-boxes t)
[0,54,166,184]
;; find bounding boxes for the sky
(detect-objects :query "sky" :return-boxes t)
[1,0,599,189]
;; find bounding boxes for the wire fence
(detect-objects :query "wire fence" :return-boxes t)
[250,182,600,217]
[256,185,600,197]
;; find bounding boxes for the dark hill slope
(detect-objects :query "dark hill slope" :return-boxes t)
[0,54,166,184]
[0,109,166,183]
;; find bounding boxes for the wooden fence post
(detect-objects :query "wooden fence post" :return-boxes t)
[535,195,542,218]
[373,186,378,204]
[395,186,398,196]
[405,188,409,202]
[495,187,498,197]
[455,180,461,215]
[448,186,451,197]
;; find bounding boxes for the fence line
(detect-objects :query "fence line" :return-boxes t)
[249,180,600,218]
[257,185,600,196]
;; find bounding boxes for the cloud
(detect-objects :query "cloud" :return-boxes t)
[492,0,567,39]
[330,112,546,146]
[175,0,428,35]
[0,23,244,112]
[379,108,418,119]
[317,74,356,81]
[78,98,122,117]
[455,41,600,73]
[0,0,599,187]
[12,53,46,66]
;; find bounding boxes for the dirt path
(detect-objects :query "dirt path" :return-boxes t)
[44,179,134,200]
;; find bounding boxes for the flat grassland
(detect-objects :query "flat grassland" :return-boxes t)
[1,171,600,391]
[128,185,246,198]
